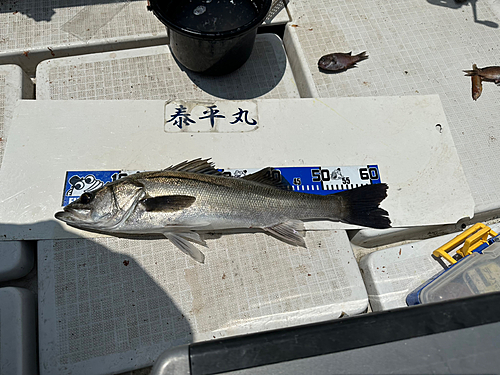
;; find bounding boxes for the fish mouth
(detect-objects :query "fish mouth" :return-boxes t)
[55,208,92,225]
[54,210,68,221]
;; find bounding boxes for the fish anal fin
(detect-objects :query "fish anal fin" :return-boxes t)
[176,231,207,247]
[242,168,292,190]
[140,195,195,212]
[164,232,206,263]
[165,158,224,175]
[263,220,306,247]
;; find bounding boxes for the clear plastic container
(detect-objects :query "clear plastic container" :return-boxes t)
[407,237,500,305]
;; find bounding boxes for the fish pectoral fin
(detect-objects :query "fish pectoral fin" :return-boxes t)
[263,220,306,247]
[164,232,206,263]
[140,195,196,212]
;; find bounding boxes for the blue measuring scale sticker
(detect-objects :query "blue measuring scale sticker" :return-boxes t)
[61,165,382,205]
[223,165,382,196]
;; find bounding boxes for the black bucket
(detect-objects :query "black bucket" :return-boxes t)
[148,0,272,75]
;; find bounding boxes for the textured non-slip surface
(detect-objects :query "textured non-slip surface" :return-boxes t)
[38,231,367,374]
[0,74,5,166]
[37,34,299,100]
[0,1,165,50]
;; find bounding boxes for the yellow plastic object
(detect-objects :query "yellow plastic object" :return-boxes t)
[432,223,498,265]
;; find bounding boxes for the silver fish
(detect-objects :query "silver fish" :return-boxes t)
[55,159,390,263]
[318,51,368,72]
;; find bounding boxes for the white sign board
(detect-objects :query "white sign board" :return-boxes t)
[0,97,474,240]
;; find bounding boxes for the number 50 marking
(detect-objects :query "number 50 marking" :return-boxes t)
[359,167,379,180]
[311,169,331,182]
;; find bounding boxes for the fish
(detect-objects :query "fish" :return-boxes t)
[463,65,500,85]
[318,51,368,72]
[470,64,483,101]
[55,159,391,263]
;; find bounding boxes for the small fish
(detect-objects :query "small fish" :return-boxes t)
[463,65,500,85]
[470,64,483,101]
[318,51,368,72]
[55,159,390,263]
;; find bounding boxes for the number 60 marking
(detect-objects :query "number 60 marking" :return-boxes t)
[359,167,379,180]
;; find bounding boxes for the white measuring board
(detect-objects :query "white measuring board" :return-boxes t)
[0,65,34,285]
[0,96,474,240]
[0,64,33,167]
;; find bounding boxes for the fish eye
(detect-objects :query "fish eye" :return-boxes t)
[74,181,84,190]
[85,176,95,184]
[80,193,94,204]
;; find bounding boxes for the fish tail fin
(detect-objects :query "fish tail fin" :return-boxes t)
[463,69,478,76]
[335,183,391,229]
[355,51,369,62]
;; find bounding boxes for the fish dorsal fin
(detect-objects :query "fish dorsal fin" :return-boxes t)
[348,51,352,55]
[165,158,224,175]
[140,195,196,212]
[242,167,292,190]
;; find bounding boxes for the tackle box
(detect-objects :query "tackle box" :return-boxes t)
[407,223,500,305]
